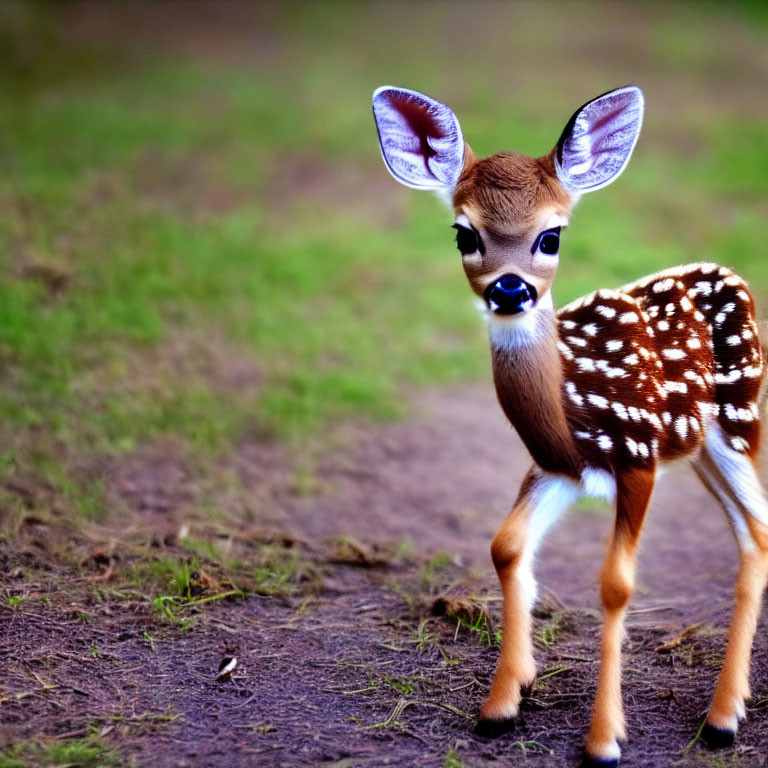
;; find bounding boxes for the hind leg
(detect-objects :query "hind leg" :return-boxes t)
[692,424,768,747]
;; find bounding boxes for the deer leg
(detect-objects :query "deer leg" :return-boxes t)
[692,427,768,748]
[476,469,579,736]
[584,467,654,767]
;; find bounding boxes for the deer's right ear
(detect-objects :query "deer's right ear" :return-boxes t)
[372,86,466,191]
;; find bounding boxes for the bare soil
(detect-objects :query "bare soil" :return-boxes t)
[3,386,768,767]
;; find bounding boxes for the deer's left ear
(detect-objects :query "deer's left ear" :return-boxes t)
[372,86,467,191]
[554,86,644,193]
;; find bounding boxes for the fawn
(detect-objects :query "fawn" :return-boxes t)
[372,85,768,765]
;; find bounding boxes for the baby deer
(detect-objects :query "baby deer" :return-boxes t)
[372,85,768,765]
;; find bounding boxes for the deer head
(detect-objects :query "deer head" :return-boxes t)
[372,86,644,323]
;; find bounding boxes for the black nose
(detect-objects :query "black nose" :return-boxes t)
[484,274,538,315]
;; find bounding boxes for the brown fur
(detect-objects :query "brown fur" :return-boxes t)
[454,149,570,238]
[554,264,765,471]
[491,311,582,477]
[481,471,539,721]
[585,468,654,759]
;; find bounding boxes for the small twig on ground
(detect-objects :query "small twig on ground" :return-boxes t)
[627,604,679,615]
[234,691,260,709]
[681,717,707,756]
[54,728,91,740]
[179,589,243,608]
[654,622,705,653]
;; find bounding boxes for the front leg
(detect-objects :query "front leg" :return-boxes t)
[477,469,580,735]
[584,467,654,767]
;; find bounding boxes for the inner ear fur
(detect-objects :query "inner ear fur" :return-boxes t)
[372,86,468,191]
[554,85,644,194]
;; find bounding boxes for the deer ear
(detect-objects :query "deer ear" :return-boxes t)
[372,86,466,191]
[554,86,644,193]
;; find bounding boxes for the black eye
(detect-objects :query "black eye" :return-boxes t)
[533,227,561,256]
[452,224,484,256]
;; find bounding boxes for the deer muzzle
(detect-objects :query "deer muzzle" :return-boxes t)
[484,274,538,315]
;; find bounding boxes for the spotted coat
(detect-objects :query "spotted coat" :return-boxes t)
[556,263,764,470]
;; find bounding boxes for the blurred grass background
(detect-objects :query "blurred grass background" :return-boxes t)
[0,1,766,523]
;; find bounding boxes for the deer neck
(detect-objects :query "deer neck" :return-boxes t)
[489,306,583,478]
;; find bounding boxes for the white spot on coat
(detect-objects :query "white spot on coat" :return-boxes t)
[597,434,613,451]
[716,370,742,384]
[576,357,597,372]
[695,281,711,296]
[730,436,749,453]
[565,381,584,406]
[612,402,629,420]
[595,305,617,319]
[587,393,609,409]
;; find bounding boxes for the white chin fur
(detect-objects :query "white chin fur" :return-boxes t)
[487,293,553,350]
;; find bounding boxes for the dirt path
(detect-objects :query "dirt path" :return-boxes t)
[2,385,768,767]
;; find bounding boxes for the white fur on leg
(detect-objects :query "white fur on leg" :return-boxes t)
[517,472,583,609]
[587,739,622,762]
[515,468,616,610]
[704,424,768,550]
[581,467,617,502]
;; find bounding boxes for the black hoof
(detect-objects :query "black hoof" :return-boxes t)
[701,723,735,749]
[580,756,618,768]
[474,717,518,739]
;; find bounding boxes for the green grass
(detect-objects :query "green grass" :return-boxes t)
[252,545,323,596]
[133,557,199,599]
[0,735,116,768]
[0,2,766,527]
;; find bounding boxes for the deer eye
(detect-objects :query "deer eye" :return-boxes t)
[533,227,561,256]
[453,224,485,256]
